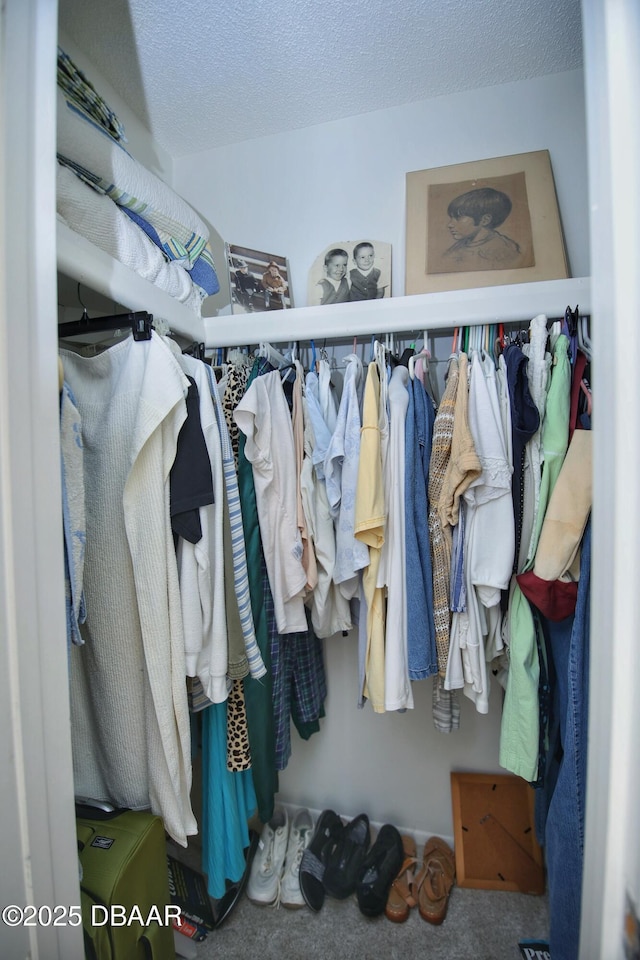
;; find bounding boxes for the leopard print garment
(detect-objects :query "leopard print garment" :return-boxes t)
[227,678,252,772]
[223,361,251,468]
[223,361,254,772]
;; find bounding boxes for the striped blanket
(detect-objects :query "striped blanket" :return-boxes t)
[57,46,127,144]
[57,163,206,318]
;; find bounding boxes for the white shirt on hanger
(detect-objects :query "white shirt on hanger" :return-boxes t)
[446,350,514,713]
[234,369,308,634]
[383,364,414,712]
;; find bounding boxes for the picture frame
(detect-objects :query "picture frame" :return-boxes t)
[307,239,392,307]
[405,150,569,295]
[226,243,293,314]
[450,772,545,894]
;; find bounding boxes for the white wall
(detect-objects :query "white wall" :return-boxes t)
[276,640,507,840]
[173,68,589,838]
[175,69,588,311]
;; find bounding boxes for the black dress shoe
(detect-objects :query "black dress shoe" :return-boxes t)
[356,823,404,917]
[323,813,370,900]
[299,809,343,912]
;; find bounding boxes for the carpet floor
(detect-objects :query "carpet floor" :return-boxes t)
[176,879,549,960]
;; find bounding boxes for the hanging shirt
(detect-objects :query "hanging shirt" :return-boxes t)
[439,353,482,536]
[205,363,265,680]
[234,370,308,634]
[521,314,552,570]
[317,357,338,434]
[503,344,540,574]
[324,354,369,598]
[354,361,386,712]
[500,332,572,781]
[305,369,333,481]
[438,353,481,681]
[299,389,352,638]
[383,365,414,711]
[169,375,213,546]
[292,361,318,592]
[427,355,460,678]
[526,333,571,563]
[234,358,279,824]
[450,506,466,615]
[495,353,514,470]
[169,352,228,704]
[446,351,514,714]
[405,375,437,680]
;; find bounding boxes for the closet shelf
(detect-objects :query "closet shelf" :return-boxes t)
[56,220,590,350]
[203,276,590,348]
[56,221,207,343]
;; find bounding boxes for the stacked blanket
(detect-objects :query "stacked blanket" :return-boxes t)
[56,48,219,305]
[57,163,205,318]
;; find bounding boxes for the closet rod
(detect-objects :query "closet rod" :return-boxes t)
[203,276,590,349]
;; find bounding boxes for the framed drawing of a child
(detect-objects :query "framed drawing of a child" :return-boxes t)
[405,151,568,295]
[308,240,392,306]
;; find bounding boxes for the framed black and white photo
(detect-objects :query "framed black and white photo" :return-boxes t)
[226,243,293,313]
[405,151,568,294]
[307,239,392,306]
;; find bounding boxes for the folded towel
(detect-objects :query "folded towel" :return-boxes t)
[57,46,127,144]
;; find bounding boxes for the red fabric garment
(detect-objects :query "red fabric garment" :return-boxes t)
[568,350,587,443]
[516,569,579,621]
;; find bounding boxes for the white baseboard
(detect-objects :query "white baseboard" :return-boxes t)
[277,800,455,853]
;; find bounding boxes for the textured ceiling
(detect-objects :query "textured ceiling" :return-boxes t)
[58,0,583,158]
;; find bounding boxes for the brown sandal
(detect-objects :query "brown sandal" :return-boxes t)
[385,835,417,923]
[412,836,455,925]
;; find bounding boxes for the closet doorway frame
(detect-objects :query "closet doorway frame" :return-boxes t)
[0,1,638,958]
[0,1,83,957]
[580,0,640,956]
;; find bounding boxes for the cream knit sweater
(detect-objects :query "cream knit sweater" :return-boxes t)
[63,333,197,847]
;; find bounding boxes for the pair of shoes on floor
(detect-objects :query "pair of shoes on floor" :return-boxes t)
[246,807,314,908]
[298,809,346,912]
[355,823,405,917]
[299,812,405,918]
[416,836,456,924]
[324,813,371,901]
[384,834,419,922]
[299,811,371,910]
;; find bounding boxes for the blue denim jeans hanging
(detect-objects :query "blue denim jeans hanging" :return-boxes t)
[538,518,591,960]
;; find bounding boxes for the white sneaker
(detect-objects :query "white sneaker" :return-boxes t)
[280,808,314,908]
[246,807,289,906]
